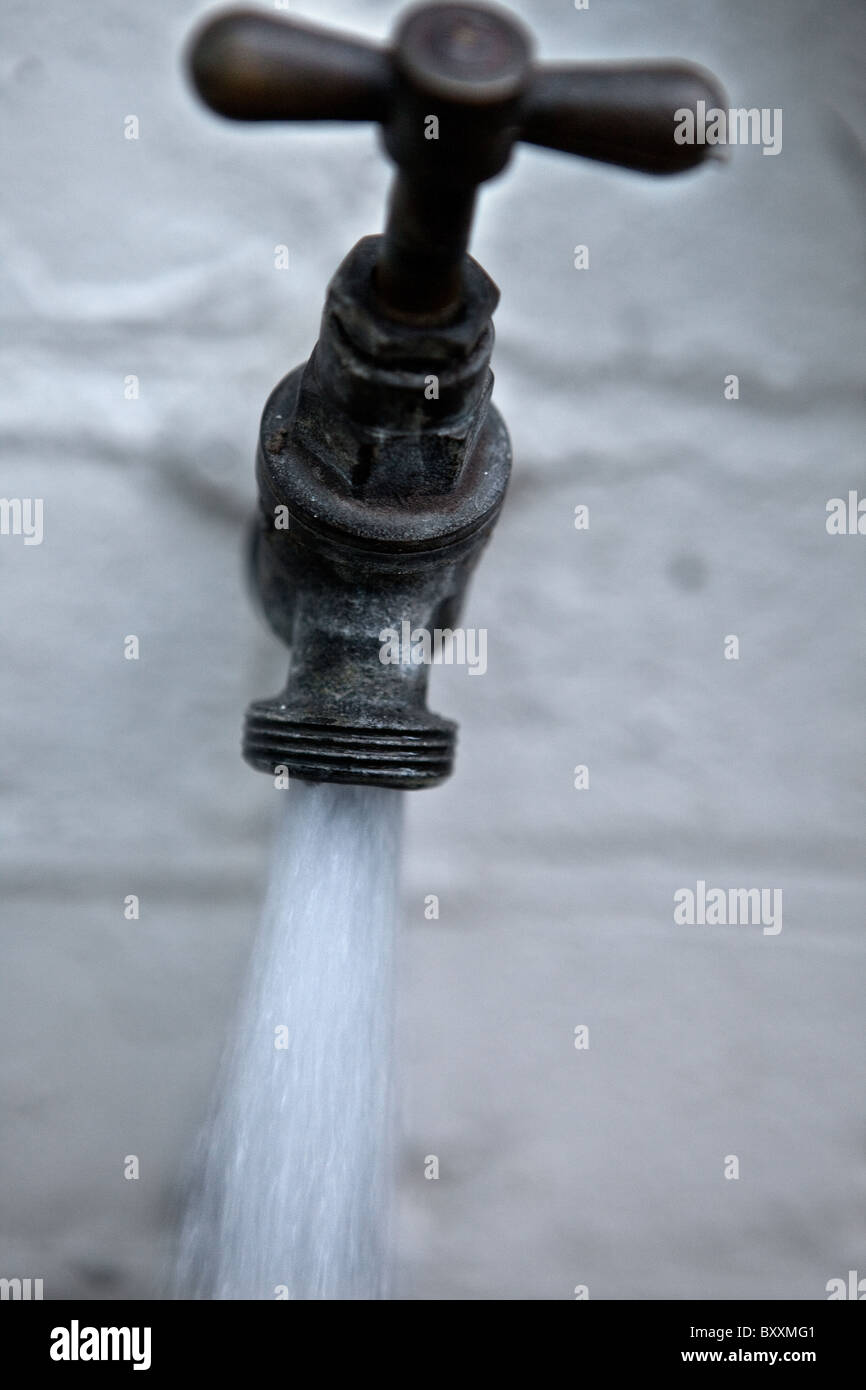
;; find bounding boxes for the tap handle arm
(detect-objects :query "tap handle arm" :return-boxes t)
[188,10,390,123]
[523,62,725,175]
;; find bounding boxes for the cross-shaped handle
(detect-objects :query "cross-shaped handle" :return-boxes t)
[189,3,725,313]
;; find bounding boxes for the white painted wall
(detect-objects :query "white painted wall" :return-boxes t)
[1,0,863,1298]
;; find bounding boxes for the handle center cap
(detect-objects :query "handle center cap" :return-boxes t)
[395,3,533,106]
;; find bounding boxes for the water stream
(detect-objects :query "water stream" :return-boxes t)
[176,780,404,1299]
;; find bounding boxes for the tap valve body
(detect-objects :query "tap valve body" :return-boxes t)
[244,236,508,787]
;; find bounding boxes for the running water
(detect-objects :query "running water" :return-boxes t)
[175,781,403,1299]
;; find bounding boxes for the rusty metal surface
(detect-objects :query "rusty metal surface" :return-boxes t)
[243,237,511,788]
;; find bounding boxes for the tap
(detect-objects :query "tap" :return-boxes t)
[187,3,725,788]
